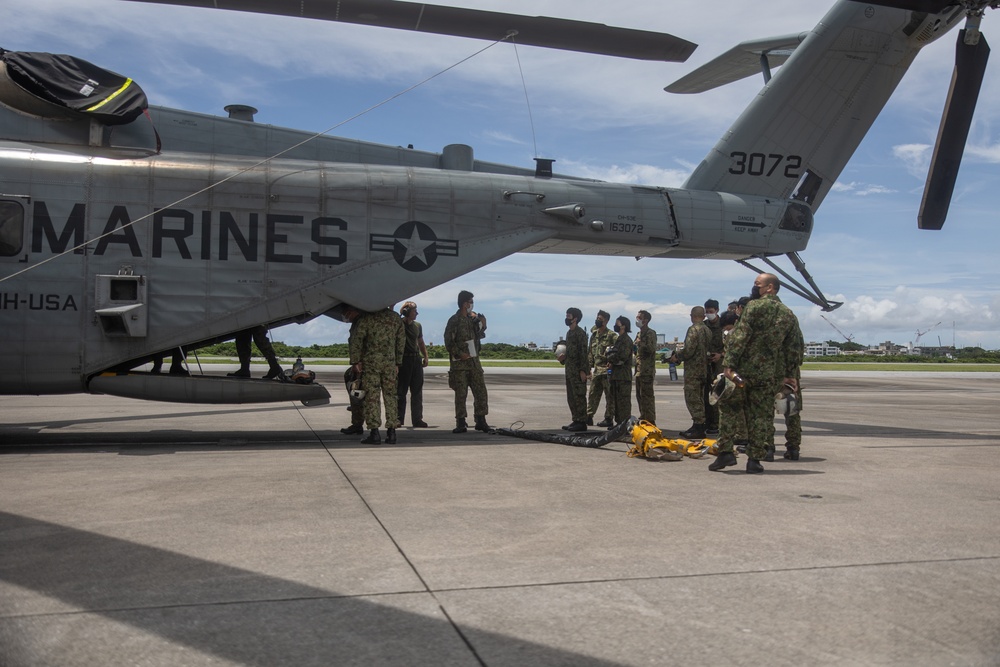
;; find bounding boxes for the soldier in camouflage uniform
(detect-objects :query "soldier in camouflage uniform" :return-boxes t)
[605,316,634,426]
[633,310,658,424]
[713,309,748,455]
[587,310,618,427]
[560,307,589,431]
[782,324,806,460]
[340,306,366,435]
[349,306,405,444]
[670,306,712,438]
[443,290,490,434]
[703,299,724,434]
[713,273,802,473]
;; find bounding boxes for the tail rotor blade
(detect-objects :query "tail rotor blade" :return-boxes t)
[918,29,989,230]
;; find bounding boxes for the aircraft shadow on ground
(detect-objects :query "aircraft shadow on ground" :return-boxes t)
[0,511,627,667]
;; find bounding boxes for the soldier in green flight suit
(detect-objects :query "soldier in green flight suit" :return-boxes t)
[633,310,657,424]
[703,299,725,435]
[714,273,802,474]
[560,307,589,432]
[348,305,405,445]
[605,316,634,427]
[587,309,618,427]
[670,306,712,439]
[443,290,490,434]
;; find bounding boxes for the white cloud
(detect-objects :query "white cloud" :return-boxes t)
[892,144,932,178]
[559,161,691,187]
[830,182,896,196]
[967,142,1000,163]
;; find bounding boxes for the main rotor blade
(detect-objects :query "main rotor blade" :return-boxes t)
[918,29,989,230]
[848,0,957,12]
[124,0,697,62]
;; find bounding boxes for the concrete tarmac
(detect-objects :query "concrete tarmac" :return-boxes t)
[1,368,999,666]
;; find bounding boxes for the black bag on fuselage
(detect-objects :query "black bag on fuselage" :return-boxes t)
[0,49,147,125]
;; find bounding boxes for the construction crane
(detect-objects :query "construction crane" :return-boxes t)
[820,314,854,344]
[911,321,942,350]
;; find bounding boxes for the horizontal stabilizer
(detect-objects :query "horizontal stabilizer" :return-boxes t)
[665,32,807,93]
[125,0,697,62]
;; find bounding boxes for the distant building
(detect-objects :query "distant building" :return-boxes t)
[805,342,840,357]
[866,341,908,356]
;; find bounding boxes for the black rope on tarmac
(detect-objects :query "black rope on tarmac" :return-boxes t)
[492,416,638,448]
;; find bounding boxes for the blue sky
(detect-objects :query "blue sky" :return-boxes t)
[8,0,999,350]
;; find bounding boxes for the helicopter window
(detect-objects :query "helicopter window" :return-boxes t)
[778,201,814,233]
[109,278,139,301]
[0,201,24,257]
[791,169,823,205]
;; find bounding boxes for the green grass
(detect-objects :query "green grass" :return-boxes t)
[801,362,1000,372]
[189,356,1000,372]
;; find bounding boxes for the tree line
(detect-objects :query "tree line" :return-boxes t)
[197,339,999,363]
[198,341,559,360]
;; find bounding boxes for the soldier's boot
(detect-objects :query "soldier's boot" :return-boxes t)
[452,419,468,434]
[565,421,587,432]
[746,458,764,474]
[783,445,800,461]
[474,415,492,433]
[361,428,381,445]
[586,416,594,426]
[735,440,748,454]
[385,428,396,444]
[764,445,775,462]
[262,361,283,380]
[340,424,364,435]
[679,423,706,439]
[705,424,720,437]
[709,451,737,471]
[596,417,613,428]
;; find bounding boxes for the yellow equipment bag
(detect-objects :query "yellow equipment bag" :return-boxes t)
[626,420,719,461]
[626,420,685,461]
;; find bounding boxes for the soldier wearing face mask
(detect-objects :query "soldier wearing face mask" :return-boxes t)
[715,273,802,474]
[669,306,712,439]
[560,307,589,432]
[703,299,724,435]
[634,310,658,424]
[605,316,634,427]
[587,310,618,427]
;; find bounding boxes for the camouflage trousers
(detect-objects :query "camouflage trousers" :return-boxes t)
[744,378,782,460]
[609,380,632,425]
[782,389,803,446]
[362,364,400,429]
[566,372,588,423]
[344,368,364,428]
[587,371,613,421]
[683,376,707,423]
[716,386,748,452]
[635,375,656,424]
[451,360,488,419]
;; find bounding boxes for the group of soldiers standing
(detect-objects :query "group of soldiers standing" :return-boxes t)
[558,309,658,431]
[340,290,492,445]
[339,275,804,473]
[563,272,804,474]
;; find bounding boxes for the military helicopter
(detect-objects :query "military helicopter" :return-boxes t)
[0,0,992,404]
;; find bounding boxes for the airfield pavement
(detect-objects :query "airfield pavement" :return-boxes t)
[1,366,999,667]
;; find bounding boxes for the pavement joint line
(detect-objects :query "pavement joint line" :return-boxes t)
[6,553,997,623]
[300,405,489,667]
[427,553,1000,594]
